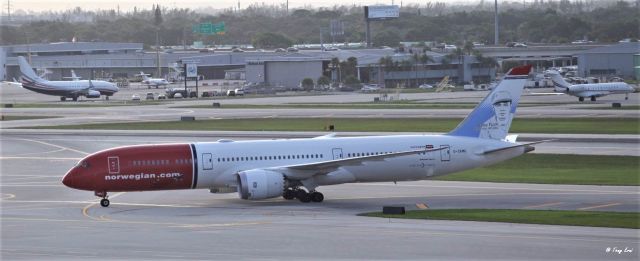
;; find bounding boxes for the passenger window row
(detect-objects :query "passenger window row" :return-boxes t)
[218,154,324,162]
[131,159,191,166]
[346,151,427,157]
[347,152,392,157]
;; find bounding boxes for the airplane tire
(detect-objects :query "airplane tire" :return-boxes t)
[283,189,295,200]
[60,97,66,101]
[310,192,324,203]
[590,96,596,101]
[297,191,311,203]
[72,97,78,102]
[578,97,584,102]
[100,198,110,207]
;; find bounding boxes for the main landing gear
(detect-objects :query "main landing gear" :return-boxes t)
[95,191,110,207]
[283,188,324,203]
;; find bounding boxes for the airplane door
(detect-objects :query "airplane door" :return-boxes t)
[203,153,213,170]
[440,145,450,162]
[332,148,343,160]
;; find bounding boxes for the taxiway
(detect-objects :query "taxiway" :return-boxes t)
[1,132,638,260]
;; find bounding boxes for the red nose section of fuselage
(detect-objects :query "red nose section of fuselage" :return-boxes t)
[62,166,92,191]
[62,143,195,192]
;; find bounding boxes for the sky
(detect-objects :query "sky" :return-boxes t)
[10,0,477,13]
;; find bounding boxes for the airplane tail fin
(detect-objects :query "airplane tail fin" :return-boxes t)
[18,56,44,83]
[140,71,149,80]
[447,65,531,141]
[545,70,571,93]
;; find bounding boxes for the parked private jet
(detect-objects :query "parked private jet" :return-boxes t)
[546,70,635,101]
[18,56,119,101]
[138,71,170,88]
[62,65,544,207]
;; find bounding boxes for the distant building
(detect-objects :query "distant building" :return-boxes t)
[574,42,640,80]
[245,57,327,88]
[2,41,498,88]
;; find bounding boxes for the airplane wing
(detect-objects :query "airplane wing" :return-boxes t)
[68,79,99,95]
[70,86,93,95]
[267,147,446,180]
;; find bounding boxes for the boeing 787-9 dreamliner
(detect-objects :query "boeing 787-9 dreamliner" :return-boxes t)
[63,65,544,207]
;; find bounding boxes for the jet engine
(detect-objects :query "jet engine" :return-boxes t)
[86,90,101,98]
[236,170,285,200]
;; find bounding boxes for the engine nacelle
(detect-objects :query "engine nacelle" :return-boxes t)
[86,90,101,98]
[236,170,285,200]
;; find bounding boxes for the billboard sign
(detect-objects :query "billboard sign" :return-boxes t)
[365,5,399,20]
[186,64,198,77]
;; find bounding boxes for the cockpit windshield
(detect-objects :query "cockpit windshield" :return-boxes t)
[75,160,90,169]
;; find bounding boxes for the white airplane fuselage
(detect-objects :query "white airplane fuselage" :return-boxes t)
[192,135,522,188]
[21,78,118,98]
[562,82,635,98]
[65,134,525,194]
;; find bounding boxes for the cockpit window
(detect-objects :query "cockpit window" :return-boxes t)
[76,160,90,168]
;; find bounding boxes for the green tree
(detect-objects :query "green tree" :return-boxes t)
[339,57,358,83]
[330,57,341,84]
[301,78,314,91]
[463,41,474,55]
[252,32,293,48]
[153,5,163,27]
[373,30,400,47]
[317,76,331,87]
[343,75,360,86]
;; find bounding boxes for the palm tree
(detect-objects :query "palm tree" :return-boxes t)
[378,56,394,87]
[330,57,340,85]
[418,54,434,86]
[412,53,421,87]
[463,41,475,56]
[453,47,465,84]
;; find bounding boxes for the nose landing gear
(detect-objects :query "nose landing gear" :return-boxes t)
[95,191,109,207]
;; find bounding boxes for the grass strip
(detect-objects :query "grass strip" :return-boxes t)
[20,117,640,135]
[362,209,639,229]
[434,154,639,186]
[0,115,59,121]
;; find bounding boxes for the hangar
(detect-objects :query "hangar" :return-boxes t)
[574,42,639,80]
